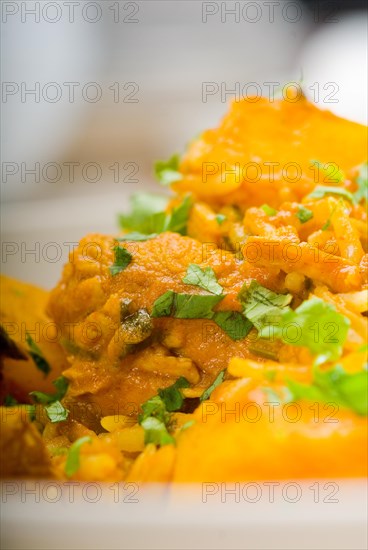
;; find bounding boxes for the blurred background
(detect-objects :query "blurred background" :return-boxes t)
[1,0,367,286]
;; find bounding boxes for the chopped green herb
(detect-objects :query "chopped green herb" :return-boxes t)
[154,154,182,186]
[139,395,170,425]
[261,204,277,216]
[239,281,292,330]
[311,160,345,184]
[140,417,175,446]
[30,375,69,405]
[321,198,342,231]
[166,195,192,235]
[3,394,19,406]
[151,290,176,317]
[306,185,355,204]
[25,333,51,376]
[110,245,132,276]
[182,264,223,295]
[259,297,350,366]
[287,365,368,416]
[354,162,368,203]
[139,378,190,446]
[216,214,227,225]
[118,193,192,236]
[158,377,190,412]
[65,436,93,478]
[152,290,223,319]
[264,369,277,383]
[45,400,69,423]
[152,289,251,341]
[296,206,313,224]
[200,370,226,402]
[117,232,158,242]
[118,193,170,234]
[180,420,195,432]
[212,311,253,340]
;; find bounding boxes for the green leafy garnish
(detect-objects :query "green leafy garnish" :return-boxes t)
[117,232,158,242]
[261,204,277,216]
[321,199,341,231]
[306,185,355,204]
[182,264,223,295]
[212,311,253,341]
[296,206,313,224]
[152,289,251,340]
[65,436,93,478]
[154,154,182,186]
[109,245,132,276]
[200,370,226,402]
[239,281,292,330]
[311,160,345,184]
[151,290,223,319]
[30,376,70,423]
[118,193,169,234]
[259,297,350,366]
[3,394,18,406]
[139,377,190,446]
[118,193,192,236]
[158,376,190,412]
[164,195,192,234]
[140,416,175,446]
[25,333,51,376]
[216,214,227,225]
[30,375,69,405]
[354,162,368,203]
[286,365,368,416]
[44,400,69,423]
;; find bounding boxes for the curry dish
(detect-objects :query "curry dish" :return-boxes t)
[1,96,367,482]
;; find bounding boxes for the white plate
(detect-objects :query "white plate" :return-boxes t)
[1,480,367,550]
[1,197,367,550]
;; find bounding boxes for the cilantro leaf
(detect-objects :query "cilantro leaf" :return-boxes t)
[118,193,192,237]
[140,417,175,446]
[152,289,251,341]
[138,378,190,446]
[118,193,169,234]
[306,185,355,204]
[152,291,223,319]
[296,206,313,223]
[117,232,158,242]
[3,394,19,406]
[212,311,253,340]
[45,400,69,423]
[182,264,223,295]
[239,281,292,330]
[158,376,190,412]
[354,162,368,203]
[30,375,69,405]
[216,214,227,225]
[65,436,93,478]
[109,245,132,276]
[139,395,170,425]
[154,154,182,186]
[25,333,51,376]
[151,290,175,317]
[165,195,192,235]
[261,204,277,216]
[259,297,350,366]
[200,370,226,402]
[287,365,368,416]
